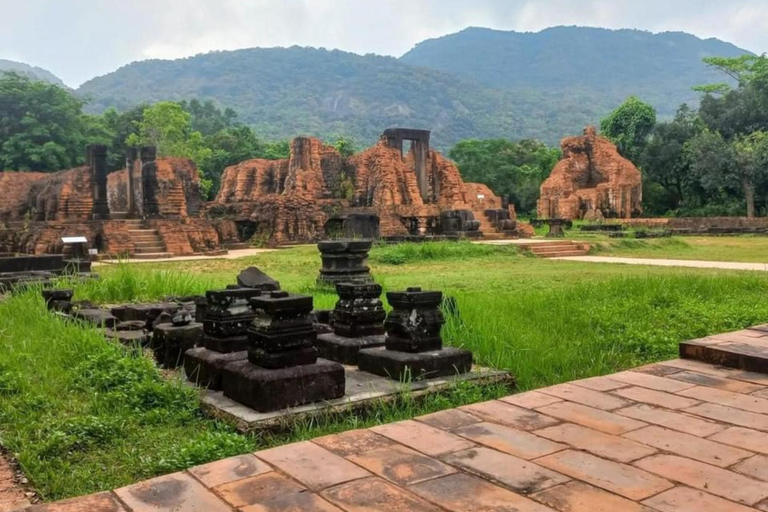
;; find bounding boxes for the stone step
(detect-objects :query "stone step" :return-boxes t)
[133,241,165,249]
[536,250,591,258]
[680,326,768,373]
[134,244,165,251]
[129,252,174,260]
[531,245,582,253]
[128,229,159,234]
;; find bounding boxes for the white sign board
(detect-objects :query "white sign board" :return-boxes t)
[477,194,485,199]
[88,248,99,256]
[61,236,88,244]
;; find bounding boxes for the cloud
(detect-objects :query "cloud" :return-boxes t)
[0,0,765,87]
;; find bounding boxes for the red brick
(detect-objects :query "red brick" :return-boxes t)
[631,364,684,377]
[733,455,768,482]
[613,386,699,409]
[669,371,764,394]
[187,454,270,489]
[255,441,370,490]
[659,359,736,376]
[410,473,555,512]
[615,404,726,437]
[453,422,566,459]
[623,426,751,467]
[539,383,630,410]
[371,420,475,456]
[114,472,231,512]
[501,391,564,409]
[531,481,655,512]
[635,454,768,505]
[684,403,768,431]
[536,450,672,501]
[322,477,443,512]
[347,444,456,486]
[415,409,482,430]
[643,486,758,512]
[753,388,768,399]
[216,472,341,511]
[461,401,560,431]
[313,429,394,457]
[240,493,342,512]
[679,386,768,414]
[25,493,126,512]
[535,423,655,463]
[710,427,768,455]
[609,371,696,392]
[443,447,570,494]
[537,401,645,435]
[569,376,628,392]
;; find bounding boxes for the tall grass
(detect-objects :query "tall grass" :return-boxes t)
[370,241,518,265]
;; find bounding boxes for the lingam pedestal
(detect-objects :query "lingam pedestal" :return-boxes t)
[316,283,386,364]
[317,239,374,286]
[358,287,472,380]
[222,291,345,412]
[153,313,203,369]
[184,288,268,390]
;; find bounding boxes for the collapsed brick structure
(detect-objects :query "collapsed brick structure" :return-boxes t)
[538,126,643,220]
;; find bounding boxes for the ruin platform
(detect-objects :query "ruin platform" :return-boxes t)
[184,347,248,391]
[316,333,386,365]
[358,346,473,381]
[199,364,513,432]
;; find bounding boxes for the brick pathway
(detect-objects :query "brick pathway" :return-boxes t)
[553,255,768,271]
[23,325,768,511]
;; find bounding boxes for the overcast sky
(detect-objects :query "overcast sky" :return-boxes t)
[1,0,767,88]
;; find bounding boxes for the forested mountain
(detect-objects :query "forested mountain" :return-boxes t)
[74,26,751,148]
[401,26,749,117]
[0,59,64,86]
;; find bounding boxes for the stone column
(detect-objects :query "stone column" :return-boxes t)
[90,144,110,220]
[140,146,160,218]
[125,148,137,218]
[413,138,430,202]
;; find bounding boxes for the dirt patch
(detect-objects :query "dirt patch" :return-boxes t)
[0,448,35,511]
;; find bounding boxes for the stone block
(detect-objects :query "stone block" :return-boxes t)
[72,308,119,328]
[316,333,386,365]
[184,347,248,390]
[202,333,249,353]
[153,322,204,369]
[358,346,472,381]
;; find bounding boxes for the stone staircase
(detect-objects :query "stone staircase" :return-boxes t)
[518,240,591,258]
[124,220,173,259]
[472,211,508,240]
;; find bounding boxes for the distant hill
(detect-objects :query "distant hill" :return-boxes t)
[401,26,749,117]
[75,26,751,148]
[0,59,64,86]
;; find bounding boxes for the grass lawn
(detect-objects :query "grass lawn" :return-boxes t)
[589,236,768,263]
[3,241,768,499]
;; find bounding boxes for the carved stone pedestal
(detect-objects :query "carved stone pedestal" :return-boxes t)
[153,322,203,369]
[316,239,374,286]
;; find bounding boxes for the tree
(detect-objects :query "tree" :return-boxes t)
[600,96,657,162]
[0,73,89,171]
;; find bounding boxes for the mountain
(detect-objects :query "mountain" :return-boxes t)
[75,27,752,149]
[0,59,64,86]
[401,26,749,117]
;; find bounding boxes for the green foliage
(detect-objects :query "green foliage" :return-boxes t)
[449,138,560,215]
[370,241,518,265]
[600,96,657,161]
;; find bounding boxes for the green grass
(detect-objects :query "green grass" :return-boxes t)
[591,236,768,263]
[4,242,768,498]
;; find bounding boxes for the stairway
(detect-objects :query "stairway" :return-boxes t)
[472,211,508,240]
[124,220,173,259]
[518,240,591,258]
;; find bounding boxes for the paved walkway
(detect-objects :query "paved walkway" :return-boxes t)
[94,248,276,266]
[553,255,768,271]
[28,325,768,511]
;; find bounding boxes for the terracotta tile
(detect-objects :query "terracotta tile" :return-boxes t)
[659,359,737,377]
[624,426,751,467]
[613,386,699,410]
[322,477,442,512]
[753,388,768,399]
[255,441,370,490]
[569,376,628,392]
[684,402,768,431]
[615,404,726,437]
[537,401,645,435]
[631,364,684,377]
[710,426,768,455]
[643,486,758,512]
[531,481,655,512]
[415,409,482,430]
[26,493,126,512]
[669,371,764,394]
[443,447,569,494]
[371,420,475,456]
[410,473,555,512]
[679,386,768,414]
[730,370,768,386]
[535,423,655,463]
[114,472,231,512]
[636,454,768,505]
[347,443,455,486]
[610,371,695,392]
[215,472,341,511]
[539,383,630,410]
[733,455,768,482]
[536,450,672,501]
[501,391,565,409]
[453,422,566,459]
[313,429,394,457]
[188,454,270,488]
[461,401,560,431]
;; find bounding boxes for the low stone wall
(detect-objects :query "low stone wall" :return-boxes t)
[621,217,768,234]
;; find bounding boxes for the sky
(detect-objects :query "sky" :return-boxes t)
[1,0,767,88]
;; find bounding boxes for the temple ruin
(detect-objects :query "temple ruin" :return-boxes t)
[537,126,643,220]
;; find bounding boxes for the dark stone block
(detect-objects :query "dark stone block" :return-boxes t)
[114,302,180,329]
[116,320,148,331]
[42,289,73,309]
[0,254,65,274]
[49,300,73,314]
[72,308,119,328]
[105,329,150,346]
[317,239,374,285]
[236,267,280,290]
[332,282,386,338]
[384,288,445,353]
[221,359,345,412]
[248,346,318,369]
[357,346,473,381]
[316,333,385,365]
[202,333,249,353]
[184,347,248,390]
[153,322,204,369]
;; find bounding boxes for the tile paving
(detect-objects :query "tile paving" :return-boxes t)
[23,324,768,511]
